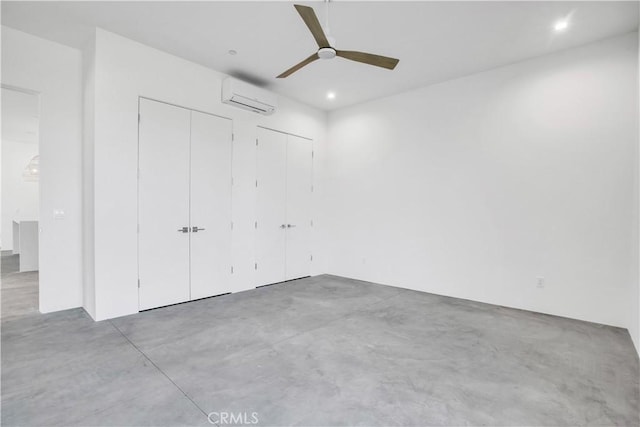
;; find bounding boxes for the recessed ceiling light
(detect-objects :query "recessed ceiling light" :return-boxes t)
[554,19,569,32]
[327,92,336,100]
[228,49,237,56]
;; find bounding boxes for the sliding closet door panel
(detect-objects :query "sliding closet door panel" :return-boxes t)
[138,99,191,310]
[190,111,233,300]
[285,135,313,281]
[256,128,287,286]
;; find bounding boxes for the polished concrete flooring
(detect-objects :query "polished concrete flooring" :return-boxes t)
[1,252,39,321]
[1,260,639,426]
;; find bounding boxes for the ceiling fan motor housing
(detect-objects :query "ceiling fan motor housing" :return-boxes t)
[318,47,337,60]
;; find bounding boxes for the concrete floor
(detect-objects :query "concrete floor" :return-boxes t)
[1,265,638,426]
[1,252,39,321]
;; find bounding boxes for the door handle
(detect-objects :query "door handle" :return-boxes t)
[280,224,287,229]
[178,226,189,233]
[191,226,205,233]
[287,224,296,228]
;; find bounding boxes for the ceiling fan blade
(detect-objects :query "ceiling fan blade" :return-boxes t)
[336,50,399,70]
[294,4,330,48]
[277,53,320,78]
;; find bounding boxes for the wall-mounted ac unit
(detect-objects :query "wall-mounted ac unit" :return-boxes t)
[221,78,277,115]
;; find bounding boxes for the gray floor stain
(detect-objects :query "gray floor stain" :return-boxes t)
[1,260,638,426]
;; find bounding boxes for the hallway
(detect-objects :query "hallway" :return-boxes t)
[1,251,39,320]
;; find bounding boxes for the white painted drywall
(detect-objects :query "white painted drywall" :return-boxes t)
[89,29,327,320]
[637,22,640,355]
[1,26,83,313]
[327,33,639,329]
[631,25,640,355]
[1,139,39,250]
[82,31,97,319]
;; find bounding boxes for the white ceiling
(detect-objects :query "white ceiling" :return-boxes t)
[2,1,638,111]
[1,88,39,144]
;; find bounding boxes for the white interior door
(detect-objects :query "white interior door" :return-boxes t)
[190,111,233,300]
[138,99,191,310]
[255,128,287,286]
[285,135,312,280]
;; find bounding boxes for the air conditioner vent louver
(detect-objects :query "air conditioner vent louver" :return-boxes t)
[228,96,270,113]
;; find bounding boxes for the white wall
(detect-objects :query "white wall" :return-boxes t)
[637,22,640,355]
[1,26,83,313]
[327,33,639,329]
[631,25,640,355]
[1,139,39,249]
[82,31,97,319]
[89,29,327,320]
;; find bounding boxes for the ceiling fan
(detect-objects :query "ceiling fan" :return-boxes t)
[277,3,400,78]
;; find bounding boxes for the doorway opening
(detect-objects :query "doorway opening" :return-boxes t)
[1,86,40,319]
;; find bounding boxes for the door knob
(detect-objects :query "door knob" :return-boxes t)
[192,226,205,233]
[279,224,286,229]
[177,226,189,233]
[287,224,296,228]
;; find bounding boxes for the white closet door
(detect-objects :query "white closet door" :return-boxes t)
[138,99,191,310]
[190,111,233,300]
[285,135,312,281]
[255,128,287,286]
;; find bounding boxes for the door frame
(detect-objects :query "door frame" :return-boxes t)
[256,125,313,143]
[1,84,42,310]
